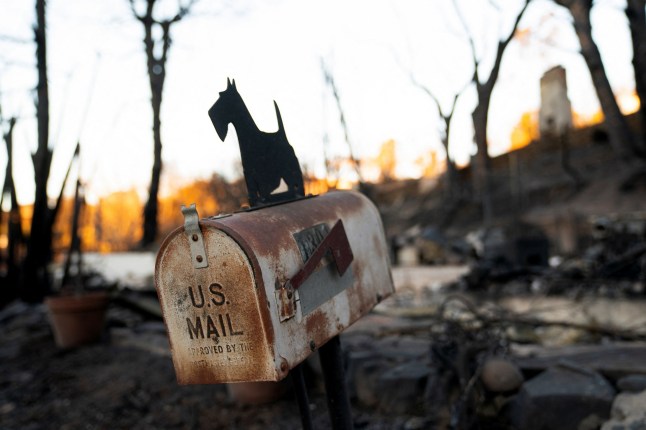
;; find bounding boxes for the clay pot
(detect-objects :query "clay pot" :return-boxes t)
[227,380,289,405]
[45,291,110,349]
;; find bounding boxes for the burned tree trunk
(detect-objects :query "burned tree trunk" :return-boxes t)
[2,118,22,301]
[61,177,84,291]
[626,0,646,147]
[472,88,494,221]
[19,0,74,301]
[409,74,466,200]
[129,0,195,248]
[558,0,640,160]
[454,0,531,223]
[443,107,459,199]
[21,0,53,302]
[141,16,165,249]
[321,60,363,183]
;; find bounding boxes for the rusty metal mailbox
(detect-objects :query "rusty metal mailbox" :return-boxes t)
[155,190,394,385]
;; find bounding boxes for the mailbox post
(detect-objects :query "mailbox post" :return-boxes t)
[155,80,394,429]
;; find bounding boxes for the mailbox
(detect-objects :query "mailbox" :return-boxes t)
[155,190,394,385]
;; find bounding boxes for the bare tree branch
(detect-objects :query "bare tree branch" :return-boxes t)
[0,34,31,44]
[127,0,145,22]
[408,72,469,129]
[455,0,532,222]
[409,73,442,114]
[321,59,363,182]
[501,1,532,49]
[452,0,480,82]
[168,0,197,23]
[407,71,470,199]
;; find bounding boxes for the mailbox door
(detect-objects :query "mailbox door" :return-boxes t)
[155,228,279,384]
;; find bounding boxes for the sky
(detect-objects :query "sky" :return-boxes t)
[0,0,638,206]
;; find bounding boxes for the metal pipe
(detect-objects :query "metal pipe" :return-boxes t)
[291,364,314,430]
[319,335,353,430]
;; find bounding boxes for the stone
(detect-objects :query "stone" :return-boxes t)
[578,414,606,430]
[374,336,431,361]
[0,402,16,415]
[403,417,432,430]
[480,356,524,393]
[377,362,430,414]
[617,375,646,393]
[515,343,646,380]
[506,365,615,430]
[601,390,646,430]
[350,355,389,407]
[534,326,588,347]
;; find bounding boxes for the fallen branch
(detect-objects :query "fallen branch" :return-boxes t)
[373,294,646,341]
[444,294,646,341]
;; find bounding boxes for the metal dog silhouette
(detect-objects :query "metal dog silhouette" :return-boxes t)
[208,79,305,206]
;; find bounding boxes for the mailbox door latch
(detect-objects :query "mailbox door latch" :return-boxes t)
[181,204,209,269]
[276,283,297,322]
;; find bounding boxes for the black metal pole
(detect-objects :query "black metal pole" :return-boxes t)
[291,363,314,430]
[319,335,353,430]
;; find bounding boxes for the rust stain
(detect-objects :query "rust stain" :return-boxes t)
[276,286,295,321]
[347,259,367,324]
[156,226,278,384]
[305,309,332,352]
[207,220,276,350]
[215,192,367,266]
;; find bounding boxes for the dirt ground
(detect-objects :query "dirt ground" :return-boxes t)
[0,301,422,430]
[5,260,644,429]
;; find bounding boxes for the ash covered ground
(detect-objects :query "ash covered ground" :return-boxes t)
[0,300,423,430]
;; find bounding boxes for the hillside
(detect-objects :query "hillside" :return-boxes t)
[369,113,646,255]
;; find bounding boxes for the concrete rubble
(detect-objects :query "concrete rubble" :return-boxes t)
[505,365,615,430]
[2,256,646,428]
[601,390,646,430]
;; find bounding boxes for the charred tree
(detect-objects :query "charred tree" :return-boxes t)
[557,0,640,160]
[626,0,646,146]
[61,177,84,291]
[410,75,468,200]
[129,0,196,248]
[454,0,532,223]
[12,0,71,301]
[441,96,460,199]
[21,0,53,302]
[1,117,22,302]
[321,60,363,184]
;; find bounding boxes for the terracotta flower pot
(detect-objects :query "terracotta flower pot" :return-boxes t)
[45,291,110,349]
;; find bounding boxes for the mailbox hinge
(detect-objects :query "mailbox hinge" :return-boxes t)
[275,284,297,322]
[181,204,209,269]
